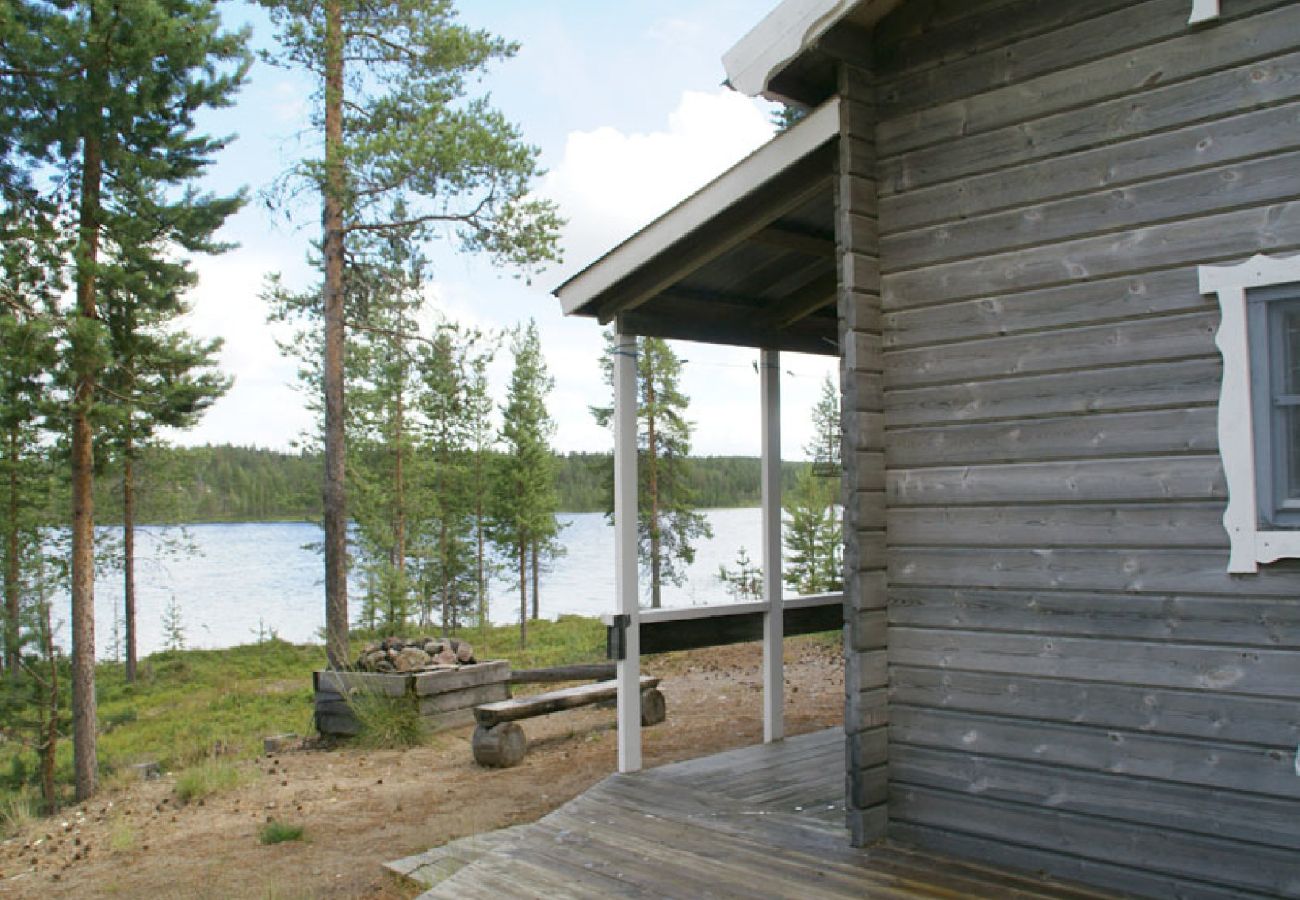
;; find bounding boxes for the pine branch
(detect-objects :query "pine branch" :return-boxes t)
[343,193,495,235]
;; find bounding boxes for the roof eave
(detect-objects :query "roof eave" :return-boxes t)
[552,96,842,320]
[722,0,898,102]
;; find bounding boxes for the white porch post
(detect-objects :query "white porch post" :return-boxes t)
[614,329,642,773]
[760,348,784,743]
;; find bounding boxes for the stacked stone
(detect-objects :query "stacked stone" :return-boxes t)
[354,636,476,673]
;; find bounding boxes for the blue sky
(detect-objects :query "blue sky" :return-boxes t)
[179,0,838,457]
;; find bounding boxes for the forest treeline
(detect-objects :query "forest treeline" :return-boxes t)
[89,444,812,523]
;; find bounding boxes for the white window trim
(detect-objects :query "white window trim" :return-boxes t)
[1200,253,1300,573]
[1189,0,1220,25]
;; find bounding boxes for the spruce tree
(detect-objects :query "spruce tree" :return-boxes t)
[494,320,559,646]
[1,0,248,799]
[257,0,561,668]
[414,325,492,634]
[784,374,843,594]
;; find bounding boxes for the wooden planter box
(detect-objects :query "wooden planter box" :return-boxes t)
[313,660,510,737]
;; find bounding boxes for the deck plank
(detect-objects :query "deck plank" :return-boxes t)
[408,729,1113,899]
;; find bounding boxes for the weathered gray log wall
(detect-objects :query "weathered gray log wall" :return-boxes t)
[863,0,1300,895]
[835,61,889,847]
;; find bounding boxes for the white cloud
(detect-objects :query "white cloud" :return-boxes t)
[171,251,314,450]
[542,89,775,277]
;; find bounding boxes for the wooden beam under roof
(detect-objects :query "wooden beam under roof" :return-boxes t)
[616,309,837,357]
[751,225,836,258]
[759,270,839,328]
[594,148,834,324]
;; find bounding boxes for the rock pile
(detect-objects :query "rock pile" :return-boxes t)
[354,636,476,673]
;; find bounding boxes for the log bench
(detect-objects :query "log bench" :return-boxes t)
[472,676,666,768]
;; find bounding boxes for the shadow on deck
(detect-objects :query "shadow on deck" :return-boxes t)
[387,729,1111,899]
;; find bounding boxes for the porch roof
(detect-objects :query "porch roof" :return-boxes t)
[552,98,841,358]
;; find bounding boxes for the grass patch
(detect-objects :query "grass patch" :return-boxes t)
[259,820,305,845]
[0,788,38,838]
[346,691,425,749]
[108,816,137,853]
[174,760,248,804]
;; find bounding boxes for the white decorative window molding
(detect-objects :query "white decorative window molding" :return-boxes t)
[1189,0,1220,25]
[1200,254,1300,573]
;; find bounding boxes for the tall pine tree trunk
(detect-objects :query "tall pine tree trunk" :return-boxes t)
[530,539,539,620]
[123,427,137,682]
[321,0,349,670]
[518,539,527,648]
[4,427,19,674]
[39,588,58,813]
[71,122,103,803]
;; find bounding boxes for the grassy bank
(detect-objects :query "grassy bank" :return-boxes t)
[0,616,606,820]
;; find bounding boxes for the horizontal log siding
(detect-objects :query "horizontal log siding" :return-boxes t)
[871,1,1300,896]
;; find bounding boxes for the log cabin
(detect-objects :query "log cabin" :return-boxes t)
[553,1,1300,896]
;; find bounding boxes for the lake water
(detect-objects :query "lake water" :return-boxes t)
[58,508,764,658]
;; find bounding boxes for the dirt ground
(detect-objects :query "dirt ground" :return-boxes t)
[0,638,843,899]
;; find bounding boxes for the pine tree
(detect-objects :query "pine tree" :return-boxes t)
[494,320,560,646]
[1,0,248,799]
[257,0,561,668]
[594,333,711,608]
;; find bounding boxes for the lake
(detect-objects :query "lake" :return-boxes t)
[59,508,764,658]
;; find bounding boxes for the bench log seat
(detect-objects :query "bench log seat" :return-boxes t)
[472,676,665,767]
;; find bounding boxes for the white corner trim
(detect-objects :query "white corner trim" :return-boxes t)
[1189,0,1220,25]
[1199,253,1300,573]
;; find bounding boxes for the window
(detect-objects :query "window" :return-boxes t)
[1250,285,1300,528]
[1201,254,1300,573]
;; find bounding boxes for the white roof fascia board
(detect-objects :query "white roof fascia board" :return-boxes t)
[723,0,860,98]
[726,0,909,101]
[554,96,841,317]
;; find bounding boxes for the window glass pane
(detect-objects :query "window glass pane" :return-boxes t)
[1286,308,1300,395]
[1287,406,1300,503]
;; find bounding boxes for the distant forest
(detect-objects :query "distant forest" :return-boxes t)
[91,444,812,524]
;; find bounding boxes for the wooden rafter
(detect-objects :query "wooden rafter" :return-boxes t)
[595,149,834,323]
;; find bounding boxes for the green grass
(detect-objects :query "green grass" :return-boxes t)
[0,617,608,812]
[174,760,249,804]
[259,820,305,845]
[0,787,38,838]
[346,691,425,749]
[108,816,137,852]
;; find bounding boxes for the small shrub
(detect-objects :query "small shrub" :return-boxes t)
[346,691,424,749]
[259,820,304,845]
[174,760,246,804]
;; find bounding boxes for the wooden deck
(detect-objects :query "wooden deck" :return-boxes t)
[388,729,1112,899]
